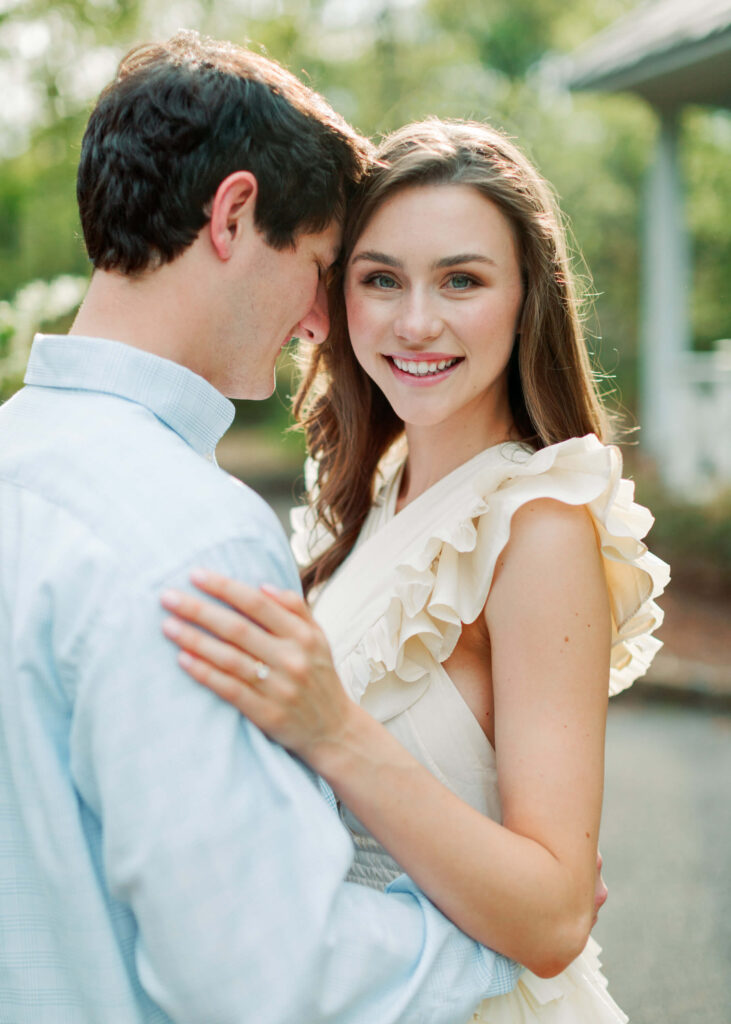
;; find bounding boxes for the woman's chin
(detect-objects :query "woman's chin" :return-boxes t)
[388,404,455,431]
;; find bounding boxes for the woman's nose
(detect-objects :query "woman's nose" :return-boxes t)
[296,279,330,345]
[393,289,442,344]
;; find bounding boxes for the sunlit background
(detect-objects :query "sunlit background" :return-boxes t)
[1,2,729,1021]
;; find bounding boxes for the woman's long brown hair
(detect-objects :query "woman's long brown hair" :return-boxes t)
[293,119,611,596]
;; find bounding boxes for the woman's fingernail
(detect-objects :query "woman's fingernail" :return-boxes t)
[178,651,194,668]
[161,590,182,609]
[162,617,182,638]
[191,568,209,585]
[261,583,281,596]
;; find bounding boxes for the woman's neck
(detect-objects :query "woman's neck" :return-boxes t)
[397,411,516,512]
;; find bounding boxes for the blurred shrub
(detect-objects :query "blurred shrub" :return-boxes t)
[633,467,731,597]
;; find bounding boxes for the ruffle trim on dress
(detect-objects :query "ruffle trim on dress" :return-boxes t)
[294,435,670,719]
[472,937,628,1023]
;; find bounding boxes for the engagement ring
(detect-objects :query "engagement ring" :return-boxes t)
[254,661,270,681]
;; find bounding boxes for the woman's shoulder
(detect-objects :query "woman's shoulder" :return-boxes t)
[473,434,670,694]
[487,495,607,633]
[497,493,598,558]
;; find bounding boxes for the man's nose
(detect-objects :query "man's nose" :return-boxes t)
[393,288,442,345]
[296,280,330,346]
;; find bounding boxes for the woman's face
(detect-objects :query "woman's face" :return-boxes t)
[344,183,523,443]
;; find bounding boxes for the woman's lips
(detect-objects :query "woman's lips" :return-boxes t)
[385,353,463,384]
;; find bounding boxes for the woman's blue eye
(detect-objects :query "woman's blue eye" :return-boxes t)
[368,273,399,289]
[448,274,474,289]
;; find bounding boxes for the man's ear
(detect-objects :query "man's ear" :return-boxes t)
[208,171,258,261]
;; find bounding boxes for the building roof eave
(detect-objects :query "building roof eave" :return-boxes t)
[566,0,731,109]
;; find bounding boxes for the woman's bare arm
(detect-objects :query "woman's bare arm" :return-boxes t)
[160,498,610,977]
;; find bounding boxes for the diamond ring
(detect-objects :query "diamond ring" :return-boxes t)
[254,660,270,681]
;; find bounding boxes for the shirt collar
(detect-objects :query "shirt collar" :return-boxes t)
[25,334,235,458]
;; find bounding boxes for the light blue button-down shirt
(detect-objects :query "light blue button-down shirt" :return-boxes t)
[0,334,519,1024]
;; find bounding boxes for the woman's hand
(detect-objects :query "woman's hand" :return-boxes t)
[160,570,353,764]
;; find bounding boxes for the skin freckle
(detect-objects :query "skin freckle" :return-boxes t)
[563,635,569,643]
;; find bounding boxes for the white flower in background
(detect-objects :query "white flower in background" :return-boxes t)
[0,274,88,393]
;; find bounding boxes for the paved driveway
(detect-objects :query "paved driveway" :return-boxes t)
[595,698,731,1023]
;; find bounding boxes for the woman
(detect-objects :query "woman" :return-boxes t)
[161,119,668,1021]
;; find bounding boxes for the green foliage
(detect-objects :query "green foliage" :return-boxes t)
[634,475,731,595]
[427,0,558,78]
[0,121,89,299]
[683,108,731,351]
[426,0,638,77]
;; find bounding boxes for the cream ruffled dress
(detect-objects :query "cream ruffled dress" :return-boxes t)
[291,434,670,1024]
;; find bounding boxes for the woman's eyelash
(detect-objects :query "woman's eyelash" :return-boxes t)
[446,273,479,287]
[363,272,399,287]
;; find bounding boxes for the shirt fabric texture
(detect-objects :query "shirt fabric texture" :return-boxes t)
[0,334,518,1024]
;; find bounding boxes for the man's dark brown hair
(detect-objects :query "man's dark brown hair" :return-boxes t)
[77,30,370,274]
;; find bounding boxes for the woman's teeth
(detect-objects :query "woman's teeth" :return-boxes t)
[392,356,459,376]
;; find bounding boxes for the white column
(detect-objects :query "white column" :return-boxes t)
[640,107,691,487]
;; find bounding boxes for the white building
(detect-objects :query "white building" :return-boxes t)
[566,0,731,499]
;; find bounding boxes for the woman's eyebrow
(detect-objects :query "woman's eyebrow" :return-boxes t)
[434,254,496,269]
[350,250,497,269]
[350,250,402,267]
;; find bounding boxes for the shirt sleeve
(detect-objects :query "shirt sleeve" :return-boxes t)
[69,531,519,1024]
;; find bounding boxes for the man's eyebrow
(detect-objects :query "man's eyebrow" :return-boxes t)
[350,250,402,268]
[433,254,496,269]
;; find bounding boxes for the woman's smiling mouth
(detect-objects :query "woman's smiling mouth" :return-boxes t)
[387,354,463,382]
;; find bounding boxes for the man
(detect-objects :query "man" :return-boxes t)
[0,31,520,1022]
